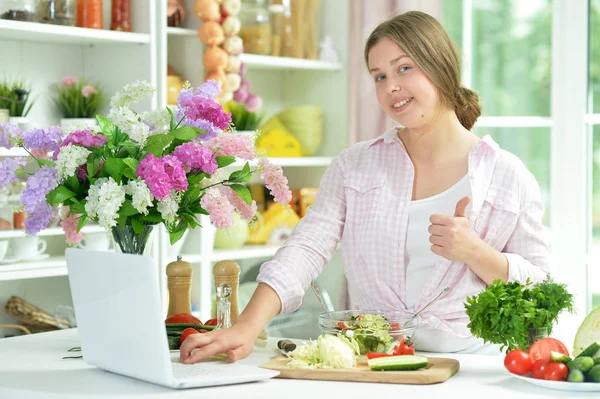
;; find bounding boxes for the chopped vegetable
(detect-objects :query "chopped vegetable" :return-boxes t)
[287,334,360,369]
[368,355,428,371]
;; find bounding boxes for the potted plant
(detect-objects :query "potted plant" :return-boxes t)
[0,80,292,254]
[227,100,266,138]
[54,76,106,132]
[464,276,575,353]
[0,77,34,130]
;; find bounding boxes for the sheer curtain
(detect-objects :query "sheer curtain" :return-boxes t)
[341,1,443,310]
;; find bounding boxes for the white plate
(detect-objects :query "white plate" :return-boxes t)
[0,257,21,265]
[512,374,600,392]
[19,253,50,262]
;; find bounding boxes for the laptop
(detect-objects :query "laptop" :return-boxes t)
[65,248,279,389]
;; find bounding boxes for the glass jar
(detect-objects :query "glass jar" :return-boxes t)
[37,0,75,26]
[0,0,38,22]
[268,4,283,56]
[238,0,271,55]
[110,0,131,32]
[75,0,102,29]
[9,182,26,230]
[0,186,12,230]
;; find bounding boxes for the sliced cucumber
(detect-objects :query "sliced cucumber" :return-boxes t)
[550,350,571,363]
[368,355,428,371]
[595,357,600,365]
[576,341,600,359]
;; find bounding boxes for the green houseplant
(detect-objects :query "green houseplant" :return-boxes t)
[0,77,34,118]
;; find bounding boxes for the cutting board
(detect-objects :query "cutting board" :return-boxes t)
[260,355,460,385]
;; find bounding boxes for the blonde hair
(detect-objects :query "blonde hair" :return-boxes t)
[364,11,481,130]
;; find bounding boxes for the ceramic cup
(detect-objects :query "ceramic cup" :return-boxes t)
[76,232,112,251]
[11,236,47,259]
[0,240,8,261]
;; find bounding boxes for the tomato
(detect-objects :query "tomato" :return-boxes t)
[165,313,201,324]
[390,323,400,330]
[543,362,568,381]
[528,338,569,364]
[336,321,351,330]
[366,352,393,359]
[531,359,548,379]
[391,341,415,355]
[180,328,199,344]
[204,318,218,326]
[504,350,533,376]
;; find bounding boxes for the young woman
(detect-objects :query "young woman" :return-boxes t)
[180,11,550,362]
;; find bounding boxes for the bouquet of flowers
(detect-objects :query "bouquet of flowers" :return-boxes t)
[54,76,105,119]
[0,80,291,254]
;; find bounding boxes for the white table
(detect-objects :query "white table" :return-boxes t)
[0,329,593,398]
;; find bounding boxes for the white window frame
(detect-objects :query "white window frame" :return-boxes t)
[458,0,590,342]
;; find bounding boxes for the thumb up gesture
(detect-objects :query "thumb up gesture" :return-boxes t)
[428,196,475,262]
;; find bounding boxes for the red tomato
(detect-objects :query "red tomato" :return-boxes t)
[366,352,393,359]
[543,362,568,381]
[336,321,351,330]
[399,342,415,355]
[204,318,218,326]
[531,359,548,379]
[528,338,569,364]
[165,313,201,324]
[504,350,533,376]
[390,323,400,330]
[180,328,199,344]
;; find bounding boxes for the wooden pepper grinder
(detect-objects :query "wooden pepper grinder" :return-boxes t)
[213,260,240,321]
[166,256,193,317]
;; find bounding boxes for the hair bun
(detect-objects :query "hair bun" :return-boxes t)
[455,87,481,131]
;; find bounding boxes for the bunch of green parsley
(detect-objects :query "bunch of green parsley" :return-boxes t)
[464,276,574,352]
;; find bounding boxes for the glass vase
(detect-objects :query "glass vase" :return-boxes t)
[528,327,549,346]
[111,225,154,255]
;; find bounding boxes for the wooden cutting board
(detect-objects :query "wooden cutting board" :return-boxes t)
[260,355,459,385]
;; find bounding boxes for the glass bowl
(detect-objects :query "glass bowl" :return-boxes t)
[318,310,418,355]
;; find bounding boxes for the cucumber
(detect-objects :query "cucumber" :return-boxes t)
[588,365,600,383]
[567,368,585,383]
[368,355,428,371]
[595,357,600,365]
[576,341,600,359]
[550,350,571,363]
[568,356,595,373]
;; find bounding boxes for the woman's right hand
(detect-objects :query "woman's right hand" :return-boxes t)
[179,321,259,364]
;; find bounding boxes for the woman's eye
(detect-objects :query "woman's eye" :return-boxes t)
[375,74,386,82]
[399,66,411,73]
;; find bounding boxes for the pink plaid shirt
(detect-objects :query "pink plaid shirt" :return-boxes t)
[257,127,550,337]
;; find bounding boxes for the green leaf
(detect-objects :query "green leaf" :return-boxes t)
[229,184,252,205]
[87,154,101,179]
[69,201,86,214]
[181,212,199,227]
[122,158,139,172]
[46,186,76,206]
[76,215,88,232]
[228,162,252,183]
[37,158,56,168]
[123,168,137,180]
[170,126,200,140]
[183,186,202,204]
[118,200,139,217]
[216,156,236,168]
[187,173,207,186]
[139,214,163,224]
[144,134,174,157]
[104,158,126,177]
[169,220,188,245]
[96,115,114,135]
[166,106,177,131]
[131,218,144,235]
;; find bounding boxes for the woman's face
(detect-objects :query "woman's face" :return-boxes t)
[368,37,440,128]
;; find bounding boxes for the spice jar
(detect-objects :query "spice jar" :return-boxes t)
[37,0,75,26]
[75,0,102,29]
[0,0,38,22]
[9,182,26,230]
[238,0,271,55]
[111,0,131,32]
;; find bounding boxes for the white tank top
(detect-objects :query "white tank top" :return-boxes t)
[404,175,501,355]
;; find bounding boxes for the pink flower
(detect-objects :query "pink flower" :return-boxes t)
[221,185,257,221]
[245,94,263,112]
[61,76,78,87]
[136,153,173,200]
[162,155,188,192]
[200,187,234,228]
[81,85,97,98]
[60,206,83,245]
[172,142,218,174]
[204,132,255,160]
[31,148,50,159]
[180,97,232,130]
[258,157,292,205]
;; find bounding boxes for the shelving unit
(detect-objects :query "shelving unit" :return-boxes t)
[0,0,349,333]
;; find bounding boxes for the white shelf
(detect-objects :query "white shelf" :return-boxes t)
[166,27,197,37]
[0,148,29,157]
[240,53,343,71]
[0,20,150,45]
[0,256,66,281]
[182,244,281,262]
[235,156,333,168]
[0,224,104,239]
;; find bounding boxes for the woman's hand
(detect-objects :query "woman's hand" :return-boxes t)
[179,321,259,364]
[428,196,478,262]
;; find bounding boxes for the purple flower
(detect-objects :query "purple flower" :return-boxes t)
[173,142,218,174]
[177,88,194,108]
[53,129,107,160]
[177,117,221,141]
[176,83,231,140]
[195,80,220,99]
[76,160,104,181]
[0,123,22,149]
[25,203,57,236]
[22,126,64,151]
[136,153,173,200]
[0,157,27,188]
[21,166,59,213]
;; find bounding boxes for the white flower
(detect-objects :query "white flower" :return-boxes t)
[55,144,91,179]
[85,177,126,231]
[125,180,154,215]
[157,192,180,224]
[141,109,171,135]
[110,80,155,108]
[107,106,151,146]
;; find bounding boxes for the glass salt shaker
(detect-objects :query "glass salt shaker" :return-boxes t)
[214,283,232,330]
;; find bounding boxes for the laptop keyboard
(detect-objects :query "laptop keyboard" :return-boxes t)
[172,361,225,379]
